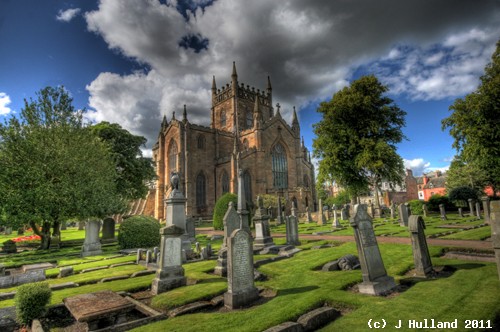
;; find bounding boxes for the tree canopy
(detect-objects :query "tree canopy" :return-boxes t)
[313,75,406,203]
[91,122,156,200]
[0,86,124,249]
[445,155,488,193]
[442,40,500,195]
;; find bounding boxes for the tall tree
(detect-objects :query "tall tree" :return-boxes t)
[313,75,406,210]
[90,122,156,200]
[0,87,124,249]
[442,41,500,196]
[445,155,488,192]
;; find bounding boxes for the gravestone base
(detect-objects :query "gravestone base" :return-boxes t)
[214,248,227,277]
[224,287,259,309]
[151,266,186,295]
[254,237,274,250]
[358,276,396,295]
[81,243,102,257]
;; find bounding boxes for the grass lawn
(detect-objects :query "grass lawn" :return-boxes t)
[132,242,500,332]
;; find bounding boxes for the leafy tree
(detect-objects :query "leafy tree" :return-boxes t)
[445,156,488,193]
[448,186,479,207]
[0,86,125,249]
[91,122,156,200]
[324,189,350,207]
[442,41,500,196]
[313,75,406,212]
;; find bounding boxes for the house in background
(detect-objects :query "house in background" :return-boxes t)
[417,170,447,201]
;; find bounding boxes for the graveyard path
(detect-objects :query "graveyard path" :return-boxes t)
[197,228,494,251]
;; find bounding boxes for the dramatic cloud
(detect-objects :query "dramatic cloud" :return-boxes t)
[404,158,431,176]
[56,8,81,22]
[0,92,12,115]
[83,0,500,148]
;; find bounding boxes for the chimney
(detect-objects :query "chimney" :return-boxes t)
[422,174,429,185]
[435,170,442,177]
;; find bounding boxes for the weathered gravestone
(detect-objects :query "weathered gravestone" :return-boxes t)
[422,204,428,218]
[276,196,284,225]
[254,196,274,250]
[145,250,153,265]
[59,266,74,278]
[317,198,326,225]
[332,206,342,228]
[153,247,160,263]
[136,249,144,264]
[468,198,475,217]
[151,225,187,295]
[340,207,348,221]
[101,218,115,240]
[390,203,395,219]
[214,202,239,277]
[489,201,500,280]
[285,207,300,246]
[368,202,375,218]
[306,206,313,223]
[439,204,447,220]
[350,204,396,295]
[224,229,259,309]
[475,202,482,220]
[458,207,464,218]
[408,215,433,277]
[81,220,102,257]
[185,217,196,242]
[398,203,409,227]
[482,196,491,224]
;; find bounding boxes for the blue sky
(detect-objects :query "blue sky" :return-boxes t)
[1,0,499,176]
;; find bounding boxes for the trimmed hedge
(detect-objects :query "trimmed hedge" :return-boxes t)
[213,193,237,230]
[15,281,51,325]
[117,215,161,249]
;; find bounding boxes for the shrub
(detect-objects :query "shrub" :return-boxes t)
[213,193,237,230]
[117,215,161,249]
[448,186,479,207]
[15,281,51,325]
[427,194,456,212]
[408,199,424,214]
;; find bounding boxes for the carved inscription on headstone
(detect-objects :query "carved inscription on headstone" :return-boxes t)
[230,231,252,292]
[164,238,181,267]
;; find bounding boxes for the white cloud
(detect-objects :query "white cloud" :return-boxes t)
[404,158,431,176]
[56,8,81,22]
[0,92,12,115]
[82,0,500,148]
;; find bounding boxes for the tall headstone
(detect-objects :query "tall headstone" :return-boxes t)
[214,202,239,276]
[276,196,283,225]
[153,247,160,263]
[341,207,348,220]
[350,204,396,295]
[390,203,395,219]
[317,198,326,225]
[305,206,313,223]
[136,249,144,264]
[439,204,447,220]
[285,206,300,246]
[482,196,491,224]
[422,204,428,218]
[458,207,464,218]
[475,202,482,220]
[468,198,475,217]
[398,203,408,227]
[368,202,375,218]
[332,205,342,228]
[408,215,433,277]
[236,168,250,234]
[145,250,153,265]
[254,196,274,249]
[151,225,187,295]
[489,201,500,280]
[81,220,102,257]
[185,217,196,241]
[224,229,259,309]
[101,218,115,240]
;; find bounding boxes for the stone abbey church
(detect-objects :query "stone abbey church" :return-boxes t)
[150,63,316,220]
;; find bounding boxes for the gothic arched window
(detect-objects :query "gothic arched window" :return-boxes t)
[220,110,226,127]
[272,143,288,189]
[221,170,229,194]
[197,134,205,149]
[168,139,178,175]
[243,170,253,208]
[246,110,253,129]
[196,172,206,209]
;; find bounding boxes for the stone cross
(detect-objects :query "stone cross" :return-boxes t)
[468,198,476,217]
[254,196,274,250]
[458,207,464,218]
[489,201,500,280]
[224,229,259,309]
[422,204,428,218]
[214,201,239,277]
[439,204,447,220]
[101,218,115,240]
[408,215,433,277]
[151,225,187,295]
[317,198,326,225]
[475,202,482,220]
[482,196,491,224]
[276,196,283,225]
[398,203,408,227]
[350,204,396,295]
[81,220,102,257]
[285,208,300,246]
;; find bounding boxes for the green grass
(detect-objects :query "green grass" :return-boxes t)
[440,226,491,240]
[131,242,499,332]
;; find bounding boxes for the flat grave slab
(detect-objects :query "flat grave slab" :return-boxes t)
[21,263,55,273]
[64,290,135,324]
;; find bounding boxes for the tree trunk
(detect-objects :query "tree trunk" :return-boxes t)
[30,220,51,250]
[52,220,61,237]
